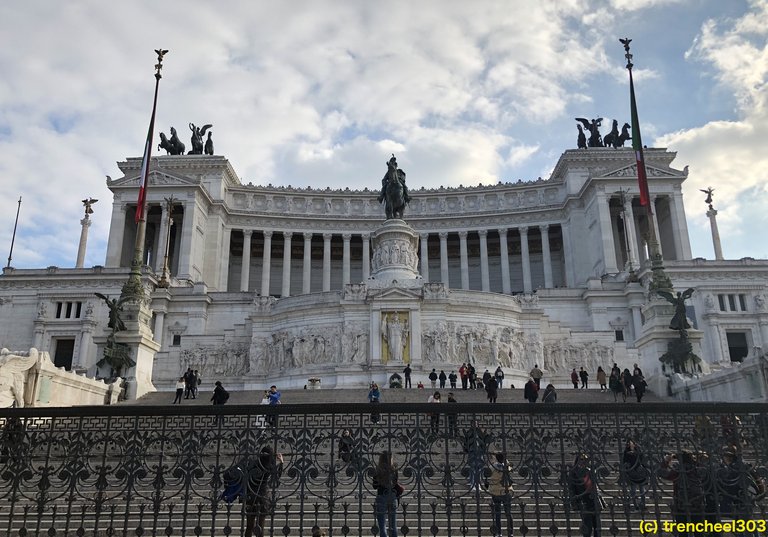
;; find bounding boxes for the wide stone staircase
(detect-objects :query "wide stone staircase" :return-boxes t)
[2,388,765,536]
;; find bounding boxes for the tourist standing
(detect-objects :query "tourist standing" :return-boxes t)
[568,453,602,537]
[529,364,544,389]
[438,370,447,389]
[487,452,514,537]
[579,367,589,389]
[543,383,557,403]
[622,368,633,397]
[372,451,400,537]
[446,392,458,437]
[468,364,477,390]
[368,383,381,424]
[243,446,284,537]
[494,365,505,389]
[427,391,441,434]
[596,367,607,392]
[428,369,438,389]
[266,385,281,427]
[173,376,185,404]
[403,364,412,388]
[658,451,706,535]
[459,363,468,390]
[192,369,200,398]
[448,370,457,389]
[211,381,229,405]
[339,429,356,464]
[482,369,492,387]
[571,368,579,389]
[610,370,625,402]
[621,439,648,512]
[486,376,499,403]
[524,377,539,403]
[183,368,194,399]
[633,372,647,403]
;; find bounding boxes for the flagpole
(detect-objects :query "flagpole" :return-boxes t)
[620,38,672,292]
[5,196,22,269]
[121,49,168,302]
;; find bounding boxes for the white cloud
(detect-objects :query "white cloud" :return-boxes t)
[0,1,765,267]
[657,0,768,259]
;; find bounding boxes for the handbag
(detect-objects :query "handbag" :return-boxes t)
[394,483,405,497]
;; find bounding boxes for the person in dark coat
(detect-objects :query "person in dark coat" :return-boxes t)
[524,377,539,403]
[658,450,706,535]
[448,371,458,389]
[571,368,579,389]
[610,371,626,402]
[542,383,557,403]
[622,439,648,511]
[717,446,766,523]
[632,373,647,403]
[372,451,400,537]
[438,370,447,389]
[339,429,356,464]
[243,446,284,537]
[579,367,589,389]
[485,376,498,403]
[403,364,412,388]
[211,381,229,405]
[569,453,602,537]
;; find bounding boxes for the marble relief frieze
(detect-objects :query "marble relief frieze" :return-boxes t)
[251,324,362,372]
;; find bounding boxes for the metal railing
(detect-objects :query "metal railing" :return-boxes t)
[1,402,767,536]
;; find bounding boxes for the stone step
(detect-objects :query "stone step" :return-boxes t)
[127,386,668,406]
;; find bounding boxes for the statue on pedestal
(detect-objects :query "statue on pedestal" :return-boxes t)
[657,288,701,374]
[94,293,135,375]
[575,118,604,147]
[382,313,409,363]
[378,155,410,219]
[188,123,213,155]
[657,288,695,333]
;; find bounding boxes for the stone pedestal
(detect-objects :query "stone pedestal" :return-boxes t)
[94,299,159,400]
[635,298,705,394]
[368,219,422,288]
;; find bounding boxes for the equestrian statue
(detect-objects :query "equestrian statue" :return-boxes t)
[158,126,186,155]
[603,120,632,148]
[378,154,410,220]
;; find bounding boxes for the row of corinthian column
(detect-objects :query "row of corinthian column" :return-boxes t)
[238,225,556,296]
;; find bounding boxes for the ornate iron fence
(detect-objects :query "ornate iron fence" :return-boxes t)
[1,402,767,537]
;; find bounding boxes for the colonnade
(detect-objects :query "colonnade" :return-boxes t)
[234,225,562,296]
[600,192,691,274]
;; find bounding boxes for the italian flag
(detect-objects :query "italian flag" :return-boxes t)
[135,97,158,224]
[629,68,652,214]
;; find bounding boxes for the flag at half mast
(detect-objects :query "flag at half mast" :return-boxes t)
[624,41,652,214]
[134,117,155,224]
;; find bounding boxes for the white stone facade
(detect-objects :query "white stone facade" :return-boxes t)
[0,148,766,399]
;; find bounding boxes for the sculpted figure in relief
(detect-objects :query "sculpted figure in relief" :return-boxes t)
[382,313,409,363]
[0,348,39,408]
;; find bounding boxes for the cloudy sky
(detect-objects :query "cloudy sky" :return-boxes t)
[1,0,766,269]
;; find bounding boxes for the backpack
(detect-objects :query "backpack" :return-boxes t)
[487,463,513,496]
[222,389,230,402]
